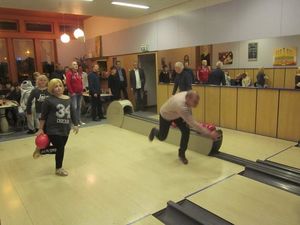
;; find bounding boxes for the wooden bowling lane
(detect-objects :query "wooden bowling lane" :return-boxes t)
[0,165,33,225]
[268,147,300,169]
[0,124,243,225]
[188,175,300,225]
[130,215,163,225]
[220,128,294,161]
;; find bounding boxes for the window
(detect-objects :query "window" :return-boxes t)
[0,20,18,31]
[25,23,53,32]
[59,24,75,33]
[0,39,9,82]
[13,39,36,81]
[40,40,55,74]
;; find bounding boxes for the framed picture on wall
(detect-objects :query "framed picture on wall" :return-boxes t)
[248,42,258,61]
[273,47,297,66]
[218,51,233,65]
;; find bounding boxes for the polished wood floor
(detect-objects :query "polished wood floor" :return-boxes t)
[188,175,300,225]
[0,124,242,225]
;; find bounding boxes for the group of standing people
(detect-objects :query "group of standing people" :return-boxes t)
[158,59,280,89]
[108,61,146,111]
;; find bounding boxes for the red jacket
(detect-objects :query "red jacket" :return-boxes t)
[66,70,83,94]
[197,66,211,83]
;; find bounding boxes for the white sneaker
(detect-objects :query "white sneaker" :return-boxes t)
[55,168,68,176]
[79,121,86,126]
[33,147,41,159]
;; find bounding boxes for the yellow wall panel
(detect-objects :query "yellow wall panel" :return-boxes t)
[277,90,300,141]
[264,68,274,88]
[205,86,220,126]
[220,87,237,129]
[273,69,285,88]
[237,88,257,133]
[156,84,169,113]
[285,68,297,89]
[256,89,279,137]
[192,86,205,122]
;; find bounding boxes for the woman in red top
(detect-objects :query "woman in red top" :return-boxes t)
[66,61,84,125]
[197,60,211,84]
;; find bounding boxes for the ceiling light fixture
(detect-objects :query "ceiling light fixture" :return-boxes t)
[74,28,85,39]
[60,33,70,43]
[111,1,149,9]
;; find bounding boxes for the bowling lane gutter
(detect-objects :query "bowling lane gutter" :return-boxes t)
[214,152,300,196]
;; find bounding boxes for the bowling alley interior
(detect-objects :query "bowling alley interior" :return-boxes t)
[0,0,300,225]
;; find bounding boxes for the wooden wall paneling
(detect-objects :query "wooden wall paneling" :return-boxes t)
[167,83,174,98]
[235,69,245,77]
[255,89,279,137]
[120,54,138,105]
[220,87,237,129]
[244,69,254,85]
[6,38,17,82]
[285,68,297,89]
[277,90,300,141]
[273,68,285,88]
[157,47,196,70]
[264,68,274,87]
[227,69,235,78]
[204,86,220,126]
[34,39,42,73]
[237,88,257,133]
[192,86,205,122]
[253,68,259,83]
[156,84,169,113]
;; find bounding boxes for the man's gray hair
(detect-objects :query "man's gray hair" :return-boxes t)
[175,61,184,69]
[216,61,223,68]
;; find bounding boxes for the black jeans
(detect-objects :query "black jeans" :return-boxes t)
[40,135,69,169]
[134,89,143,111]
[155,115,190,156]
[120,82,128,99]
[91,94,104,120]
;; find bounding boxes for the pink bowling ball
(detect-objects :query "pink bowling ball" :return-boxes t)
[35,134,50,149]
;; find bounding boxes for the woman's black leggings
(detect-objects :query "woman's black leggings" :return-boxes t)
[40,135,69,169]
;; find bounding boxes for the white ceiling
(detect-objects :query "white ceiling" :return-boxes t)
[0,0,192,18]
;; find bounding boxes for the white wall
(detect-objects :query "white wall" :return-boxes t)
[101,0,300,56]
[212,35,300,69]
[56,39,86,67]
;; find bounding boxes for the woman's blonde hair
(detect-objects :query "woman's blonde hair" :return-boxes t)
[36,74,49,87]
[48,78,64,95]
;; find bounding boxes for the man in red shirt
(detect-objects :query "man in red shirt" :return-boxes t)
[66,61,84,125]
[196,60,211,84]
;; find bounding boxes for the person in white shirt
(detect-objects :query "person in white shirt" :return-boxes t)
[79,65,89,91]
[149,91,219,164]
[130,62,146,111]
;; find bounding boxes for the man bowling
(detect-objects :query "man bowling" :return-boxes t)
[149,90,219,164]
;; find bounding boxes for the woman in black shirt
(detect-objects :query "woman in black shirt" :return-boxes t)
[33,78,79,176]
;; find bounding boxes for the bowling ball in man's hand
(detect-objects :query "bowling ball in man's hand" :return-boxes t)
[35,134,50,149]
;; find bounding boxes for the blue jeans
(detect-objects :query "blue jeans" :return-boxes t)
[71,93,82,124]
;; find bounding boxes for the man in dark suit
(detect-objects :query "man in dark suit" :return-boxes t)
[172,62,193,95]
[130,62,146,111]
[88,64,105,121]
[116,61,128,99]
[208,61,226,85]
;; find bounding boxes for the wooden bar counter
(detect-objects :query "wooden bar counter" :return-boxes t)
[157,83,300,142]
